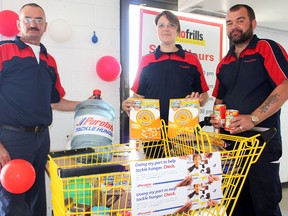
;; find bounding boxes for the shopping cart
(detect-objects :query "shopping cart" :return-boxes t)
[47,121,276,216]
[164,123,276,216]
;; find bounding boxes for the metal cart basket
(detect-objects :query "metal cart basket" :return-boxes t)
[48,123,275,216]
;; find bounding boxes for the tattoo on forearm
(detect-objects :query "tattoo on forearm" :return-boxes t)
[259,94,279,113]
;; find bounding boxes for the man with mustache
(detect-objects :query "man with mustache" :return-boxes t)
[0,3,82,216]
[210,4,288,216]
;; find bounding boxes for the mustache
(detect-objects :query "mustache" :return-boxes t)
[28,27,39,31]
[231,29,242,34]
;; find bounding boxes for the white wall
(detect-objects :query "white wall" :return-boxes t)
[0,0,120,214]
[255,26,288,184]
[0,0,121,149]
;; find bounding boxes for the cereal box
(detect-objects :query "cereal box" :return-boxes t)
[129,98,161,140]
[168,98,200,138]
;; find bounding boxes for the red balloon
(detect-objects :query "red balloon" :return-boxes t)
[0,10,19,37]
[0,159,36,194]
[96,56,121,82]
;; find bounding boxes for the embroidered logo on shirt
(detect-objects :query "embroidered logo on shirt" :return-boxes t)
[244,59,257,63]
[178,65,190,68]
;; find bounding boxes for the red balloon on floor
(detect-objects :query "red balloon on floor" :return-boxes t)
[0,159,36,194]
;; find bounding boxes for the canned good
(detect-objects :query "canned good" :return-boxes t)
[224,109,239,131]
[214,104,226,124]
[64,197,74,209]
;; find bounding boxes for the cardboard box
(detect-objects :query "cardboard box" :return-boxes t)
[168,98,200,138]
[93,187,131,210]
[92,173,131,210]
[67,203,91,216]
[129,98,161,140]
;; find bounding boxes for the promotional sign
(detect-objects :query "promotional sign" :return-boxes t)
[130,152,223,215]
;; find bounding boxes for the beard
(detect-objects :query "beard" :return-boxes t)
[228,24,253,44]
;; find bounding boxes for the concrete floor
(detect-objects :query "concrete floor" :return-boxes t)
[280,187,288,215]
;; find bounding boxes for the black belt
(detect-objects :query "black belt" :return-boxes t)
[0,125,47,133]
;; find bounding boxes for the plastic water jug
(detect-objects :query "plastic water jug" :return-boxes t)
[71,89,115,162]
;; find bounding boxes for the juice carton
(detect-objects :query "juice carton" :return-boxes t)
[168,98,200,138]
[129,98,161,140]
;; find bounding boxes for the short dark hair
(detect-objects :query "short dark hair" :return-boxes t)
[155,10,181,34]
[20,3,45,17]
[228,4,255,21]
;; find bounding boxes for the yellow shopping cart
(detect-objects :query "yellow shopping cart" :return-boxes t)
[48,122,276,216]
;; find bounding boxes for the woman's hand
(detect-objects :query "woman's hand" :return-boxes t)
[186,92,208,107]
[121,98,134,116]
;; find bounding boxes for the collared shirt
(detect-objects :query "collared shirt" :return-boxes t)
[132,44,209,123]
[0,36,65,127]
[212,34,288,160]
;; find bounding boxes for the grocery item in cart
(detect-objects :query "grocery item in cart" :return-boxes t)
[169,130,226,156]
[91,206,110,215]
[71,89,115,162]
[67,203,91,215]
[168,98,200,138]
[65,179,93,206]
[129,98,161,140]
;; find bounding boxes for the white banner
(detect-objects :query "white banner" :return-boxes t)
[130,153,223,215]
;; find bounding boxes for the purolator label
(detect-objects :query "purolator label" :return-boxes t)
[73,114,114,140]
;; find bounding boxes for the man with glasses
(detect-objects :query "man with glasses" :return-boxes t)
[0,3,81,215]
